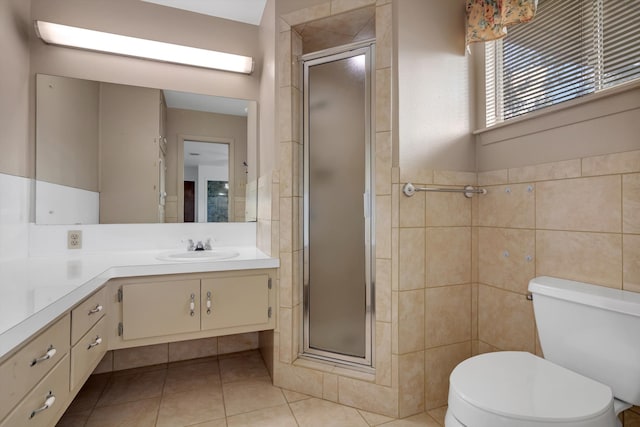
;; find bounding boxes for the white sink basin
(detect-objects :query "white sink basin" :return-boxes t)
[157,249,239,262]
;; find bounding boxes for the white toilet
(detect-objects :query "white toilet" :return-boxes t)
[445,276,640,427]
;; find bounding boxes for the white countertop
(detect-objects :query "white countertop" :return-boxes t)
[0,246,278,361]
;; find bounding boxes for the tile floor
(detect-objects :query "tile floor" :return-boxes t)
[56,350,446,427]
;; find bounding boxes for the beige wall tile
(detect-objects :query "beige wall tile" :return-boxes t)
[376,131,392,195]
[478,183,535,228]
[331,0,376,14]
[398,289,425,354]
[426,227,471,287]
[392,184,400,227]
[399,227,425,290]
[168,338,218,362]
[536,230,623,289]
[471,283,478,340]
[376,195,392,259]
[113,344,168,371]
[279,141,293,197]
[400,190,425,227]
[219,333,259,355]
[398,351,425,417]
[273,362,323,398]
[376,258,392,322]
[582,150,640,176]
[425,284,471,348]
[425,193,472,227]
[508,165,536,183]
[478,169,508,186]
[280,197,293,253]
[425,342,471,410]
[338,377,398,418]
[399,168,433,185]
[279,31,292,88]
[293,250,303,306]
[282,3,331,26]
[624,235,640,293]
[509,159,582,183]
[433,171,477,186]
[375,68,391,132]
[476,340,500,354]
[392,228,399,290]
[537,175,621,232]
[375,3,392,69]
[323,373,338,402]
[478,227,535,294]
[279,88,293,144]
[624,174,640,234]
[375,321,392,386]
[471,226,479,283]
[279,308,293,363]
[534,159,582,181]
[279,251,293,308]
[478,285,535,352]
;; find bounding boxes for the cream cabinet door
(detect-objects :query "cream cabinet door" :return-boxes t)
[122,280,200,340]
[201,275,269,331]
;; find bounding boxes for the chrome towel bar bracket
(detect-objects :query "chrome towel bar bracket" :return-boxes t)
[402,182,487,198]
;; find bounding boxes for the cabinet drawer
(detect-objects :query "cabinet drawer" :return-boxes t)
[0,314,69,422]
[201,275,269,331]
[123,279,200,340]
[0,354,70,427]
[71,287,106,345]
[70,316,107,390]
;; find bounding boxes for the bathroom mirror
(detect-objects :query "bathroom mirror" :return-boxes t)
[35,74,258,225]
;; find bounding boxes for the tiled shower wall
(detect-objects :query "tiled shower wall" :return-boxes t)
[475,149,640,425]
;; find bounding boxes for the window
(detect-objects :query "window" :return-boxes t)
[485,0,640,127]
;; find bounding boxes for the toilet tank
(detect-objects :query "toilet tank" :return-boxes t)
[529,276,640,406]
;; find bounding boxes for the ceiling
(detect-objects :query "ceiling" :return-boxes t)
[163,90,249,116]
[140,0,267,25]
[184,140,229,168]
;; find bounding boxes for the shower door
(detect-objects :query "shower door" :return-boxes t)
[303,43,374,366]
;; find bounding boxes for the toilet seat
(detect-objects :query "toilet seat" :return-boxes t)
[447,352,616,427]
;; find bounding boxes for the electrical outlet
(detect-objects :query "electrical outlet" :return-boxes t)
[68,230,82,249]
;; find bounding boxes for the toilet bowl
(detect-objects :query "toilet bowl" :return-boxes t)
[445,277,640,427]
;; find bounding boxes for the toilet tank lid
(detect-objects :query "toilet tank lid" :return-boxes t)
[529,276,640,318]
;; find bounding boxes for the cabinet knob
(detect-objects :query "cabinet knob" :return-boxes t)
[206,291,212,315]
[189,293,195,317]
[30,392,56,419]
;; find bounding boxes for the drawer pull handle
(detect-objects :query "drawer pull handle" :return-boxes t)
[189,293,195,317]
[30,346,56,367]
[88,304,103,315]
[206,291,212,315]
[29,392,55,419]
[88,336,103,349]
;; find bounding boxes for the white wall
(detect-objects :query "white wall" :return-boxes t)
[395,0,476,172]
[35,181,99,225]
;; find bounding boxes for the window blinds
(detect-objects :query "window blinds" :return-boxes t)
[486,0,640,127]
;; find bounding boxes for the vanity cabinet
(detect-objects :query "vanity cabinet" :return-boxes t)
[122,279,201,340]
[0,314,70,423]
[108,270,275,348]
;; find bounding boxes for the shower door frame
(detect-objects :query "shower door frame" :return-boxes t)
[301,40,376,368]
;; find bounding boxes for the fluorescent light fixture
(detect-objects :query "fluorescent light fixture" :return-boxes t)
[34,20,254,74]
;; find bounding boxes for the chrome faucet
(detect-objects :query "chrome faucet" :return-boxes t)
[187,238,212,251]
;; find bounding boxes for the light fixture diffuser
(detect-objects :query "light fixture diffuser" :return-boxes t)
[34,20,254,74]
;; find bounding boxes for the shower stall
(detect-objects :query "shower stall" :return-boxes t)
[302,42,375,367]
